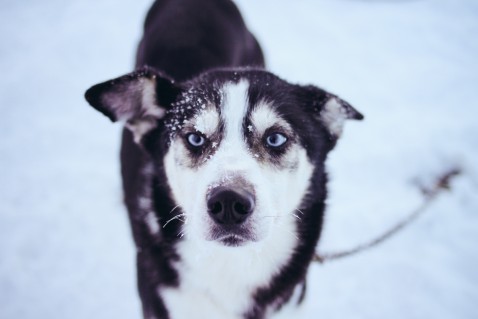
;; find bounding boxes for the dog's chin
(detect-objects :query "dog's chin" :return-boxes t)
[206,227,257,247]
[216,234,248,247]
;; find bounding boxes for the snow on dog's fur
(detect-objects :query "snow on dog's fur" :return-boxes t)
[84,1,363,318]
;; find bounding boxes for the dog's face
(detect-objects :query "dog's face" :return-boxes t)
[85,67,362,247]
[163,77,317,247]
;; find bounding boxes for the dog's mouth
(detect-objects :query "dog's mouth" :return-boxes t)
[209,226,256,247]
[216,234,247,247]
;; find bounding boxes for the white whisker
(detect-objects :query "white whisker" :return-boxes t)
[295,208,304,216]
[163,213,187,228]
[169,205,181,214]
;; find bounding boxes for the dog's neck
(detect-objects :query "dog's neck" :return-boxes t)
[159,232,301,319]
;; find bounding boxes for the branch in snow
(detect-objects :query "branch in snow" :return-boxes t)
[314,166,462,264]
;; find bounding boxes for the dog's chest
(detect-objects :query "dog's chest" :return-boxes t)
[159,237,299,319]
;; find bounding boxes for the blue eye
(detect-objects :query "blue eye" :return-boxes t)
[187,133,206,147]
[266,133,288,148]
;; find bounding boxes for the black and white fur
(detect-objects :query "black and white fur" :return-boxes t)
[85,0,363,318]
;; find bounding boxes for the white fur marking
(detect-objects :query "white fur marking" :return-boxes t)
[139,163,160,235]
[222,80,250,142]
[125,78,165,143]
[138,196,152,210]
[145,211,160,235]
[193,106,219,137]
[141,78,165,119]
[321,97,346,136]
[251,102,291,135]
[126,119,157,143]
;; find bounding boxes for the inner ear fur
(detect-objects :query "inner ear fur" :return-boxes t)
[84,66,181,142]
[302,85,364,138]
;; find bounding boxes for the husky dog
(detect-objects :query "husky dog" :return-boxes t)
[85,0,363,318]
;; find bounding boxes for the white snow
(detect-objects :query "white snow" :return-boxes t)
[1,0,477,319]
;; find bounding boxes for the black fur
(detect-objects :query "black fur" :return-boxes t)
[84,1,362,318]
[136,0,264,80]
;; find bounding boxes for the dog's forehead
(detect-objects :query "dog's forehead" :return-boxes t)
[164,83,220,134]
[165,70,296,137]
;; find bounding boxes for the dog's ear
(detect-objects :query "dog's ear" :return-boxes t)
[84,66,181,143]
[302,85,363,138]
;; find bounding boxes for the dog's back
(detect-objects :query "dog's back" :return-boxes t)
[136,0,264,80]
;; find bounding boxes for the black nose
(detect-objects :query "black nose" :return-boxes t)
[207,187,255,225]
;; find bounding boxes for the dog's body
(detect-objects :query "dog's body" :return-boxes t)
[85,1,362,318]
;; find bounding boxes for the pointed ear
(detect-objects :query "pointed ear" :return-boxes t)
[303,85,363,138]
[84,66,181,143]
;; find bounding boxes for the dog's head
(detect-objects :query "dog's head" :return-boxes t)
[85,67,362,248]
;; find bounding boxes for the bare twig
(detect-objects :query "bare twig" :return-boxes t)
[314,167,462,264]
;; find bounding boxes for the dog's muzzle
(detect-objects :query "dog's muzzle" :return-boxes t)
[207,187,255,225]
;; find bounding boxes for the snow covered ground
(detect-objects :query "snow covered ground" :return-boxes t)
[1,0,477,318]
